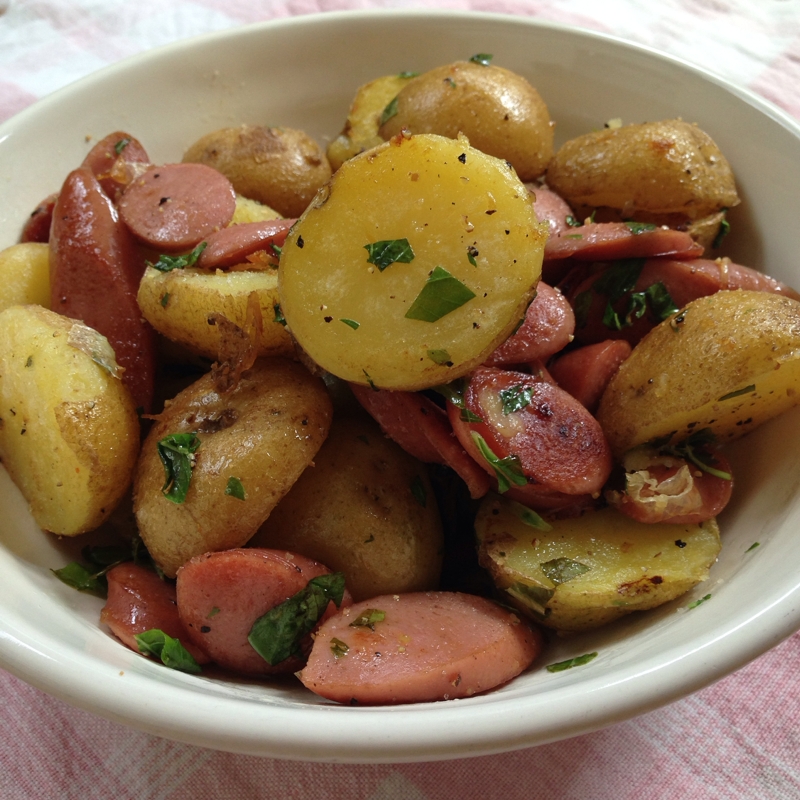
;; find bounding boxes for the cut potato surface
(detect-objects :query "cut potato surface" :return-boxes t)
[597,290,800,457]
[0,305,139,535]
[0,242,50,312]
[475,494,721,632]
[279,133,547,390]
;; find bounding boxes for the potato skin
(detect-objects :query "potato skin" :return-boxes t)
[133,358,332,577]
[182,125,331,218]
[279,133,547,390]
[0,305,139,535]
[597,290,800,458]
[546,119,739,221]
[137,265,294,360]
[475,494,721,632]
[379,61,554,181]
[250,415,444,601]
[0,243,50,312]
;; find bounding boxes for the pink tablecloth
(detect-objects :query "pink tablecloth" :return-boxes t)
[2,1,800,797]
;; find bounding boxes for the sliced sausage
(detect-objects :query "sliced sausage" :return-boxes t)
[81,132,150,202]
[196,218,295,270]
[350,384,492,499]
[448,366,613,497]
[119,163,236,251]
[549,339,632,413]
[525,183,575,238]
[20,192,58,243]
[100,563,210,664]
[176,548,349,677]
[298,591,542,705]
[49,167,157,412]
[544,222,704,262]
[485,282,575,366]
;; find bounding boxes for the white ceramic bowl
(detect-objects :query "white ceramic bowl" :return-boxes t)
[2,10,800,763]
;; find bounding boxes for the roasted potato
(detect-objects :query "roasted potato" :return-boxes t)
[475,494,721,632]
[137,265,294,360]
[182,125,331,218]
[327,73,417,171]
[250,414,444,601]
[0,242,50,312]
[0,305,139,535]
[231,194,282,224]
[379,60,554,182]
[597,290,800,458]
[546,119,739,222]
[279,132,547,390]
[133,358,332,577]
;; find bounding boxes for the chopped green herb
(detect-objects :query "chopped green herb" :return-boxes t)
[546,652,598,672]
[405,266,476,322]
[248,572,346,665]
[364,238,415,271]
[160,292,170,308]
[363,370,377,391]
[114,137,131,155]
[746,542,760,552]
[330,637,350,659]
[398,70,419,79]
[565,215,582,228]
[207,606,221,618]
[592,258,645,303]
[469,53,493,65]
[224,476,246,500]
[471,432,527,493]
[624,221,657,234]
[379,96,399,126]
[505,499,552,531]
[135,629,201,674]
[712,216,731,249]
[349,609,386,630]
[499,384,534,415]
[718,384,756,402]
[540,557,591,585]
[340,318,360,330]
[444,77,456,88]
[410,475,427,507]
[688,593,712,609]
[660,428,732,480]
[157,432,201,504]
[274,303,286,326]
[25,356,33,367]
[573,290,593,329]
[364,534,375,543]
[149,241,207,273]
[506,582,553,617]
[51,562,108,597]
[467,245,479,266]
[427,348,452,365]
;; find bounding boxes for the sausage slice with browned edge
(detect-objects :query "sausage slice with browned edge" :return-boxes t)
[81,131,151,202]
[298,592,542,705]
[119,163,236,251]
[196,218,296,270]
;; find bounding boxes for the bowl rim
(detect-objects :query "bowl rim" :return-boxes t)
[2,7,800,763]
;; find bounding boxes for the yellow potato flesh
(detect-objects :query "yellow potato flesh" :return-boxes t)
[0,243,50,312]
[279,133,546,390]
[597,290,800,457]
[475,495,721,632]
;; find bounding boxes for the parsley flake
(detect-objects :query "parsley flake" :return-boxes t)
[427,349,452,365]
[718,384,756,402]
[340,318,360,330]
[364,238,415,271]
[149,241,207,273]
[469,53,493,65]
[471,432,527,493]
[546,652,598,672]
[499,384,534,415]
[380,96,399,126]
[157,432,201,504]
[330,638,350,659]
[405,266,476,322]
[349,609,386,630]
[114,137,131,155]
[224,476,246,500]
[688,593,712,609]
[540,558,590,585]
[135,629,201,674]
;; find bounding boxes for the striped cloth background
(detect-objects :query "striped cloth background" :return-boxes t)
[2,1,800,798]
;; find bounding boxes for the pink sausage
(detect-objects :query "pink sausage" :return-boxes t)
[176,548,349,677]
[350,384,491,499]
[100,563,210,664]
[549,339,632,413]
[20,192,58,243]
[525,183,575,238]
[81,131,150,203]
[298,592,542,705]
[544,222,704,262]
[485,282,575,366]
[119,163,236,251]
[197,218,296,270]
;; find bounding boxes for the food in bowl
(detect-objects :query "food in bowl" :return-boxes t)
[1,43,790,699]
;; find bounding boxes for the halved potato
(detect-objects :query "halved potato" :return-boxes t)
[475,494,721,632]
[0,305,139,535]
[597,290,800,457]
[279,132,547,390]
[0,242,50,312]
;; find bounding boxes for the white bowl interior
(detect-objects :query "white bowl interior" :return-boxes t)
[2,10,800,762]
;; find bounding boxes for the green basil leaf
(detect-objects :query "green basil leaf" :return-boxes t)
[427,348,452,365]
[546,652,598,672]
[624,221,657,234]
[349,608,386,630]
[718,384,756,402]
[149,241,207,273]
[712,216,731,249]
[397,70,419,79]
[114,137,131,155]
[157,432,201,504]
[273,303,287,326]
[540,557,591,585]
[405,266,476,322]
[643,281,679,322]
[248,572,346,665]
[379,96,399,126]
[503,498,552,531]
[340,318,360,330]
[467,245,479,266]
[688,593,712,609]
[51,562,108,597]
[592,258,645,303]
[330,637,350,658]
[506,582,553,617]
[469,53,493,65]
[499,384,534,415]
[364,238,414,271]
[134,629,202,674]
[224,476,246,500]
[470,432,527,493]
